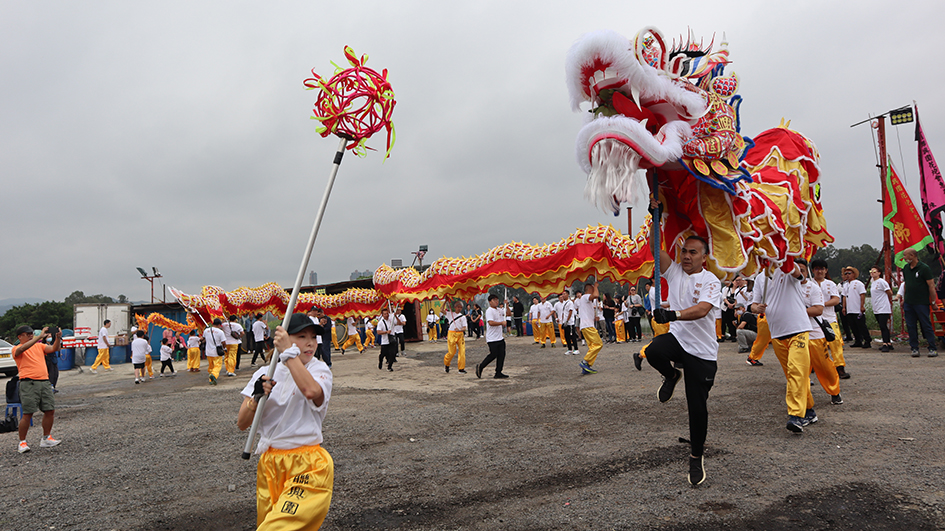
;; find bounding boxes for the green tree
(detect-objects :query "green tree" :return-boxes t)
[0,301,72,341]
[64,290,116,305]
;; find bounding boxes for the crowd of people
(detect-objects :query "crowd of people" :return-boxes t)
[11,241,941,528]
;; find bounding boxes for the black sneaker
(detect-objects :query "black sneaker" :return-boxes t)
[831,394,843,405]
[688,455,706,486]
[633,353,643,371]
[445,366,450,373]
[786,415,805,433]
[804,409,819,425]
[494,373,509,379]
[879,345,890,352]
[658,369,682,403]
[746,357,763,366]
[837,366,850,379]
[458,369,467,374]
[475,364,482,379]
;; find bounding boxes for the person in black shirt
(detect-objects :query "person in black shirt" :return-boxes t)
[511,296,525,337]
[735,305,757,354]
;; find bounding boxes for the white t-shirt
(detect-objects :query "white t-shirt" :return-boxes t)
[618,301,628,321]
[426,314,437,325]
[160,344,174,361]
[553,301,564,323]
[97,326,110,349]
[844,279,867,314]
[376,316,394,345]
[365,319,374,331]
[443,311,467,332]
[485,307,505,342]
[559,300,575,326]
[187,335,200,349]
[575,294,597,330]
[817,279,841,323]
[731,285,751,308]
[538,301,553,323]
[222,322,243,346]
[130,337,149,364]
[801,279,826,340]
[204,327,226,356]
[346,317,358,335]
[751,269,812,338]
[528,304,540,321]
[252,320,268,342]
[664,261,722,360]
[870,278,892,315]
[649,285,669,310]
[241,348,331,454]
[393,314,406,334]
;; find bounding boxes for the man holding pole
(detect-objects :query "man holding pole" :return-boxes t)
[643,235,721,485]
[576,282,602,374]
[750,261,818,434]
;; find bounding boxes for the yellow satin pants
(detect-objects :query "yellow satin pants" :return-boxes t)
[257,444,333,530]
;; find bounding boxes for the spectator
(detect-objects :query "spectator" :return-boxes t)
[12,325,62,453]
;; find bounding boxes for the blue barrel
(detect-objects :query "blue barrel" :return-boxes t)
[110,345,127,365]
[526,322,533,336]
[84,347,99,366]
[58,348,75,371]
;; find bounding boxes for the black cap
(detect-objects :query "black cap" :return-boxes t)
[14,325,33,336]
[286,313,324,335]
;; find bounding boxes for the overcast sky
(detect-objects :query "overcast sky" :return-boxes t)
[2,0,943,302]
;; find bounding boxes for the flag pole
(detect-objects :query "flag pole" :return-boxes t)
[242,136,348,460]
[877,116,893,282]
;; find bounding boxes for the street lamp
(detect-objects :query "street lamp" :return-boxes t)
[137,266,163,303]
[411,244,428,269]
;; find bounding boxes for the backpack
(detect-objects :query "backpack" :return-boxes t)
[0,413,17,433]
[5,376,19,404]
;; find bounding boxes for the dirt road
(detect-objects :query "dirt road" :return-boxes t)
[2,336,943,530]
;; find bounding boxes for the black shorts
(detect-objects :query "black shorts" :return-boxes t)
[133,362,145,369]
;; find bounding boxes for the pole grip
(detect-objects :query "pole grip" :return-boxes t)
[241,136,348,459]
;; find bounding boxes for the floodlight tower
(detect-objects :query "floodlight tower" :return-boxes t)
[137,267,163,303]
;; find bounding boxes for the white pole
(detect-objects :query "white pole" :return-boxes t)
[242,136,348,459]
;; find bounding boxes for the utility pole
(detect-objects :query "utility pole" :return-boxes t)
[876,116,893,283]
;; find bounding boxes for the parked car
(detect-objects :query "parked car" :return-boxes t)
[0,339,17,377]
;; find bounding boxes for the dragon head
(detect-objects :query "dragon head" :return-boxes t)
[566,28,747,212]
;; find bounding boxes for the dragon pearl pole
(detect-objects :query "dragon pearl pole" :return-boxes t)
[242,136,348,460]
[649,169,661,307]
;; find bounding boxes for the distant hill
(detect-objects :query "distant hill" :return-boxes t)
[0,297,46,317]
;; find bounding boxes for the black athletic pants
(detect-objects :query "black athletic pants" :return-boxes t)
[876,313,891,344]
[514,317,524,337]
[160,359,175,374]
[379,342,396,369]
[479,339,506,375]
[721,308,737,339]
[627,317,642,340]
[563,324,578,351]
[645,333,717,457]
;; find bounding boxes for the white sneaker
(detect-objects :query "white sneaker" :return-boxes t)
[159,373,164,377]
[90,369,97,374]
[148,376,154,379]
[39,436,61,448]
[17,441,30,453]
[107,367,114,371]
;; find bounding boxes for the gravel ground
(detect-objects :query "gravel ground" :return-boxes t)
[2,335,944,530]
